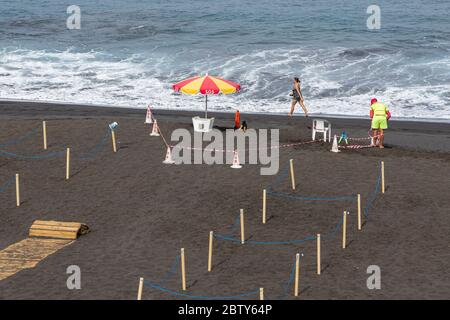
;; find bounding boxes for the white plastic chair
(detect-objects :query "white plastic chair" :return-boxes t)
[312,119,331,142]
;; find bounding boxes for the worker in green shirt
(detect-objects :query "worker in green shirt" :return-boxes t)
[370,98,391,148]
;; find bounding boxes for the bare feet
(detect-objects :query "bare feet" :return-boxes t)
[379,145,385,149]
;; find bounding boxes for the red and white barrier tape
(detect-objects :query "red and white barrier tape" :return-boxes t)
[170,139,319,153]
[149,109,379,153]
[348,137,371,141]
[339,144,374,149]
[171,145,233,153]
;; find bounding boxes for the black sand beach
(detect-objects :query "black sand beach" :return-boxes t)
[0,100,449,299]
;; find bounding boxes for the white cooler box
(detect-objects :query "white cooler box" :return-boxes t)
[192,116,214,132]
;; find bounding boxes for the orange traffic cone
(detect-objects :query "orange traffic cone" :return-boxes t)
[162,146,175,164]
[150,120,160,136]
[234,110,240,129]
[331,135,340,153]
[230,150,242,169]
[145,105,153,124]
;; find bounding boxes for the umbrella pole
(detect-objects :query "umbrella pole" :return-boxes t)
[205,95,208,119]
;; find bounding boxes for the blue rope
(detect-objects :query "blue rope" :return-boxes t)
[0,149,65,159]
[159,255,181,286]
[214,233,317,245]
[267,164,290,191]
[267,161,357,201]
[267,191,357,202]
[0,176,15,193]
[223,214,241,238]
[278,257,296,299]
[0,126,40,147]
[143,280,259,300]
[363,164,382,219]
[141,163,382,300]
[0,128,109,161]
[214,212,343,246]
[320,216,344,240]
[75,130,110,160]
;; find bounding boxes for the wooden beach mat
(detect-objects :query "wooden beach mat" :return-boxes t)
[0,220,89,281]
[0,238,73,281]
[29,220,89,240]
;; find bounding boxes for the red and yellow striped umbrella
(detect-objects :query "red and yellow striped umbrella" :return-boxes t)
[173,74,241,95]
[173,74,241,118]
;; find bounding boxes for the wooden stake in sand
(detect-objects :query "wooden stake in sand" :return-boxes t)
[289,159,296,190]
[342,211,347,249]
[42,121,47,150]
[15,173,20,207]
[181,248,186,291]
[357,194,362,231]
[262,189,267,224]
[317,234,321,275]
[259,288,264,300]
[111,129,117,153]
[294,253,300,296]
[208,231,213,272]
[65,148,70,180]
[381,161,385,194]
[137,277,144,300]
[240,209,245,244]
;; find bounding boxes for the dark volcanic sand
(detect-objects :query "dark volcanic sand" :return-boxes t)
[0,101,449,300]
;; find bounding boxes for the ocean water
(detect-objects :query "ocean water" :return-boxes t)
[0,0,449,119]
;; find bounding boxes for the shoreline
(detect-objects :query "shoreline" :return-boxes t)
[1,99,450,154]
[1,98,450,124]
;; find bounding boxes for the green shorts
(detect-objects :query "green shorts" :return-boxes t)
[371,117,388,129]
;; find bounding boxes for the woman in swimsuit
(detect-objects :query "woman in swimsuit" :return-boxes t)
[289,77,308,117]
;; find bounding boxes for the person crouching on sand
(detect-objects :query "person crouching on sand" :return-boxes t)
[289,77,309,117]
[370,98,391,148]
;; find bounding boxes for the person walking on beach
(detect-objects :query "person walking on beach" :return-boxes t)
[289,77,309,117]
[370,98,391,148]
